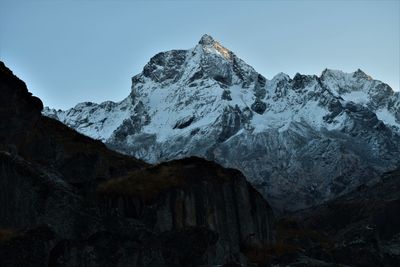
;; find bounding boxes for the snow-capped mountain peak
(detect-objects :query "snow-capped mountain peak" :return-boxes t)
[43,35,400,211]
[137,34,259,92]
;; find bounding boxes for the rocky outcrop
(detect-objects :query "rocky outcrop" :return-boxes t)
[0,61,275,266]
[0,62,43,143]
[97,157,275,265]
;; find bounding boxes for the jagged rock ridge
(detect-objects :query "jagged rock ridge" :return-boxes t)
[44,34,400,210]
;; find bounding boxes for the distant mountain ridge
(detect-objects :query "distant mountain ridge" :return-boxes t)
[44,34,400,211]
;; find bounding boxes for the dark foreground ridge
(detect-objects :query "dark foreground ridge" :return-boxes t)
[1,61,399,266]
[0,61,274,266]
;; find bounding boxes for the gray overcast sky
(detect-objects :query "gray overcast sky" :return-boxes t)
[1,0,399,109]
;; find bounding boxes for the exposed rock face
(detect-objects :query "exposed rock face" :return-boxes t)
[97,157,275,265]
[0,61,275,266]
[43,35,400,211]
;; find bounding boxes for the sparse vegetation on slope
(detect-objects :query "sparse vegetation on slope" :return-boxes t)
[97,157,235,200]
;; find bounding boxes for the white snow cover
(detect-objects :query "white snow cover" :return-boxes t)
[42,34,400,211]
[43,35,400,142]
[376,108,400,130]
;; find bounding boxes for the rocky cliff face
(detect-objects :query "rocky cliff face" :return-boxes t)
[44,34,400,211]
[0,61,275,266]
[97,157,275,266]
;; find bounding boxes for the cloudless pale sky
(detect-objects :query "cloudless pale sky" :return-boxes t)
[0,0,399,109]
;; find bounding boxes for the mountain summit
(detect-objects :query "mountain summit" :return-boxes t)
[198,34,232,59]
[44,35,400,211]
[198,34,215,45]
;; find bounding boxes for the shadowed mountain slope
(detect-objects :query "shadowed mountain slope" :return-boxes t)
[0,61,275,267]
